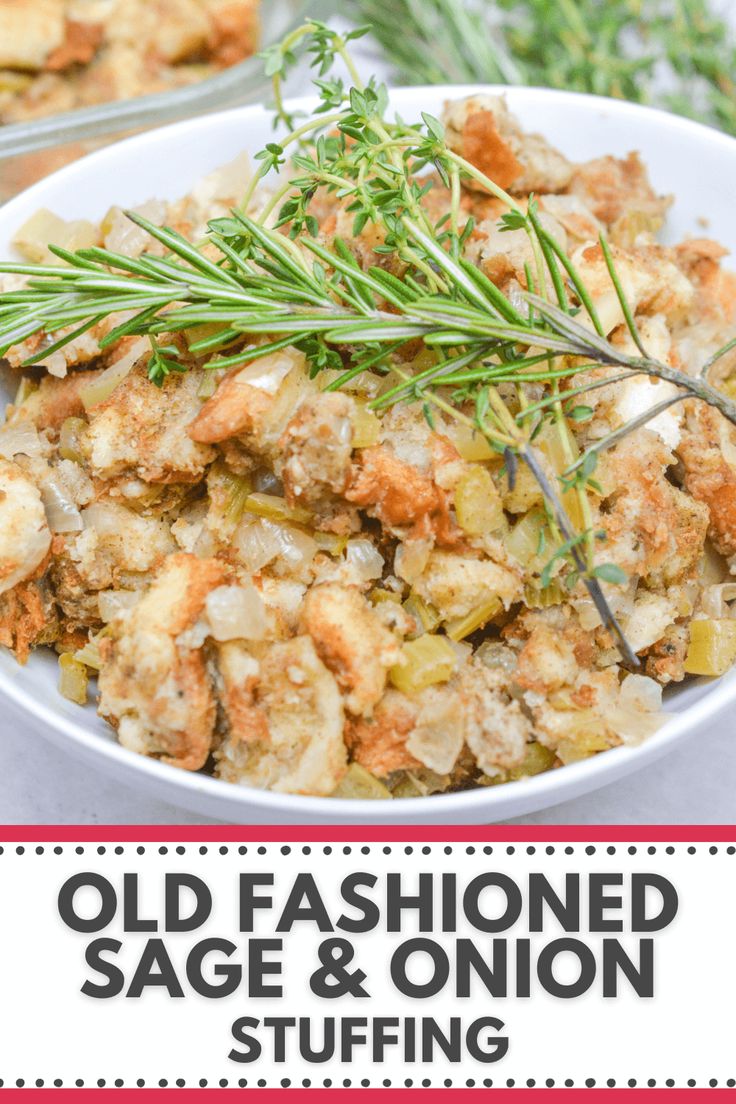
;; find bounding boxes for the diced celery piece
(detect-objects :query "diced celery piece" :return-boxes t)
[58,653,89,705]
[484,741,557,784]
[555,716,611,764]
[332,764,392,799]
[390,769,451,797]
[524,580,565,608]
[390,634,457,694]
[59,417,88,464]
[314,531,349,556]
[684,618,736,677]
[403,592,441,638]
[445,596,502,641]
[219,470,253,525]
[506,508,546,566]
[509,742,557,778]
[370,587,403,605]
[449,424,496,462]
[243,492,312,526]
[13,377,37,406]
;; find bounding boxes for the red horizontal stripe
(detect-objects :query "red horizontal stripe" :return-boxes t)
[0,825,733,843]
[0,1089,732,1099]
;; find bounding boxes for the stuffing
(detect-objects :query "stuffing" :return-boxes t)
[600,430,709,586]
[12,372,99,434]
[42,475,167,631]
[569,240,694,334]
[465,209,567,290]
[85,361,215,484]
[514,621,579,694]
[0,0,260,125]
[300,583,402,716]
[280,392,354,508]
[189,349,314,458]
[677,403,736,557]
[98,553,228,770]
[529,670,622,759]
[413,550,521,620]
[345,690,421,777]
[457,663,530,777]
[346,439,462,545]
[567,151,671,230]
[0,459,51,596]
[644,623,690,685]
[0,0,65,71]
[3,325,104,377]
[0,576,57,663]
[538,193,602,247]
[443,95,573,194]
[215,635,347,795]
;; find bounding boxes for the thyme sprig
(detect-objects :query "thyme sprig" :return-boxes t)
[1,21,736,665]
[358,0,736,138]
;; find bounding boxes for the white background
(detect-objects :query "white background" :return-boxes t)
[0,841,733,1086]
[3,8,736,825]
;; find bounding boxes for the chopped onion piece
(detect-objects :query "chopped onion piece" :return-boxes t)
[0,421,42,460]
[273,526,318,572]
[40,477,83,533]
[253,468,284,495]
[394,538,431,584]
[606,706,665,746]
[235,352,294,394]
[205,584,266,642]
[193,152,251,206]
[74,636,102,671]
[81,502,124,536]
[98,590,140,622]
[80,338,149,410]
[14,208,97,264]
[101,200,166,257]
[619,673,663,713]
[234,518,284,572]
[345,539,384,582]
[701,583,736,620]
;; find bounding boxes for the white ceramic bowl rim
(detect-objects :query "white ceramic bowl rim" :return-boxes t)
[1,85,735,821]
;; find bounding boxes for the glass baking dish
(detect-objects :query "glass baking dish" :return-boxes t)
[0,0,314,202]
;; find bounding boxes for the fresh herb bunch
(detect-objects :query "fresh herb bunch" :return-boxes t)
[1,20,735,664]
[357,0,736,136]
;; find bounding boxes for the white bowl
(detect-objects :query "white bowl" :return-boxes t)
[2,86,735,824]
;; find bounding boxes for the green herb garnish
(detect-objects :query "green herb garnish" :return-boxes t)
[357,0,736,138]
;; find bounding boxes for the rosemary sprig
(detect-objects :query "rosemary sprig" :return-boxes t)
[357,0,736,138]
[2,20,735,666]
